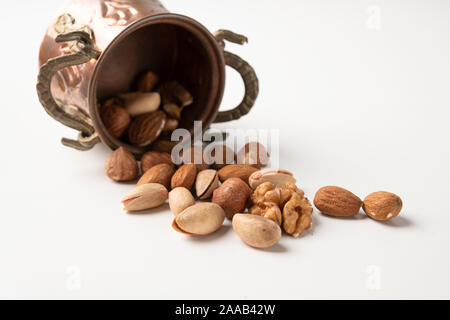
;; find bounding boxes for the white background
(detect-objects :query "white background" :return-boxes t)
[0,0,449,299]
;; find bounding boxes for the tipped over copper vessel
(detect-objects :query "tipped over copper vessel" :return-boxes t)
[37,0,258,156]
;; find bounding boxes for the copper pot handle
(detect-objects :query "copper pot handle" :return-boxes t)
[37,30,102,151]
[213,30,259,123]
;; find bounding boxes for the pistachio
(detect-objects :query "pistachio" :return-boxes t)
[195,169,219,200]
[169,187,196,216]
[172,203,225,236]
[121,183,168,212]
[248,168,296,189]
[232,214,282,249]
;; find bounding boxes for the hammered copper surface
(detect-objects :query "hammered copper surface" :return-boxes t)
[39,0,167,114]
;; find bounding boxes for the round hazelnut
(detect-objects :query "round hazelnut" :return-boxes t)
[105,147,139,182]
[212,178,251,219]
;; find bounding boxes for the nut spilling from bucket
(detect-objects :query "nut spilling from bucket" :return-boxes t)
[100,71,194,147]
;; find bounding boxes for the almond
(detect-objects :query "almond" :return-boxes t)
[151,139,178,154]
[141,151,173,173]
[218,165,258,184]
[314,186,362,217]
[363,191,402,221]
[128,111,166,147]
[137,163,174,188]
[205,144,236,169]
[100,104,131,138]
[136,71,160,92]
[174,146,210,171]
[171,164,197,190]
[158,81,193,107]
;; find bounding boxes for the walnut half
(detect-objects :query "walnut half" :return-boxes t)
[249,181,313,238]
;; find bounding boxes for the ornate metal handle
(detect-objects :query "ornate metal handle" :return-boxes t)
[36,29,102,151]
[213,30,259,123]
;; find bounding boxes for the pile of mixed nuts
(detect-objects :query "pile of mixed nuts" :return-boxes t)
[105,140,403,249]
[100,71,193,147]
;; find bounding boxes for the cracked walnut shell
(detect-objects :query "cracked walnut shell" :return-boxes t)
[249,181,313,237]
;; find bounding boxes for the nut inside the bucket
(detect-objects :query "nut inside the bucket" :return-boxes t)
[100,71,194,148]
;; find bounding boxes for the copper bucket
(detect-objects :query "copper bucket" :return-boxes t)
[37,0,258,156]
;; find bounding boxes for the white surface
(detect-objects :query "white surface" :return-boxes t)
[0,0,449,299]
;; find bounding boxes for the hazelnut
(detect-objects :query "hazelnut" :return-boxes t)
[105,147,139,182]
[212,178,251,219]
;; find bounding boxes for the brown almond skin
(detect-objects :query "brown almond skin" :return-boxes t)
[136,71,160,92]
[105,147,138,182]
[212,178,251,219]
[175,146,210,171]
[141,151,173,173]
[314,186,362,217]
[137,163,174,188]
[151,139,178,154]
[218,165,259,184]
[101,104,131,138]
[363,191,403,221]
[206,145,237,169]
[171,164,197,190]
[128,111,167,147]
